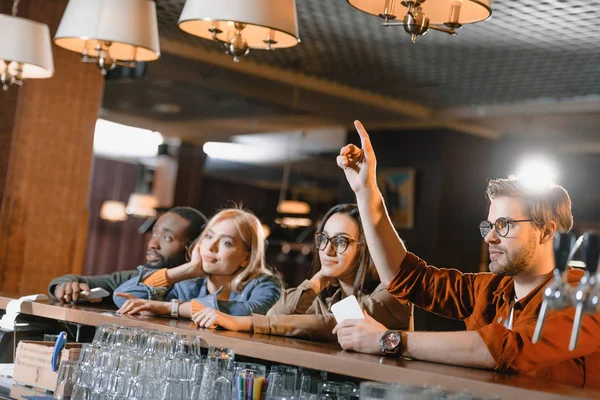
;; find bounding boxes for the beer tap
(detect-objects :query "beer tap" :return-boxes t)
[532,232,574,343]
[568,232,600,351]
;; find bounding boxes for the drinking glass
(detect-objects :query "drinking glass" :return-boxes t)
[54,360,78,399]
[71,383,92,400]
[266,365,298,399]
[233,362,267,400]
[359,381,403,400]
[197,347,235,400]
[316,381,358,399]
[298,368,327,400]
[161,380,190,400]
[128,376,162,400]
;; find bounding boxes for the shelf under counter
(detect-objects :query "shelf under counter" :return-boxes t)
[0,296,597,399]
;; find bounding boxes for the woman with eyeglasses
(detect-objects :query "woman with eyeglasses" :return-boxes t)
[195,203,412,340]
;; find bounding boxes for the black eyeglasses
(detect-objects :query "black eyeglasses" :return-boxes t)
[314,233,361,255]
[479,217,534,238]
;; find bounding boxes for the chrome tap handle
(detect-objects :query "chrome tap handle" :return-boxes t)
[533,232,574,343]
[568,232,599,350]
[532,299,549,343]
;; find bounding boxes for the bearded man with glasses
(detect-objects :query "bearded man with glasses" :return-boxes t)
[332,121,600,389]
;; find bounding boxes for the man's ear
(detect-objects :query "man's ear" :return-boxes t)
[540,221,557,244]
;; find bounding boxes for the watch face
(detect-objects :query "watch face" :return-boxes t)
[383,331,401,350]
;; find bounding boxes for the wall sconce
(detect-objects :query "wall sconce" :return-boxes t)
[54,0,160,75]
[0,0,54,90]
[178,0,300,62]
[347,0,491,42]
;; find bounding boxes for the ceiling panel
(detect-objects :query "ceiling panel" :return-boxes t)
[154,0,600,109]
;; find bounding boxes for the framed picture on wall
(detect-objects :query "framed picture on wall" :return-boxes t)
[377,168,415,229]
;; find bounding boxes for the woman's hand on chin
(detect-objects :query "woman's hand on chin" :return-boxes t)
[187,241,206,278]
[310,271,337,294]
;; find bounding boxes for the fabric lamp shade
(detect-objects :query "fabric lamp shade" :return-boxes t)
[54,0,160,62]
[0,14,54,78]
[100,200,128,222]
[178,0,300,49]
[277,200,310,215]
[347,0,492,25]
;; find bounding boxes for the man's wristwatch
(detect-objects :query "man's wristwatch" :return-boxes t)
[171,299,182,318]
[380,330,402,355]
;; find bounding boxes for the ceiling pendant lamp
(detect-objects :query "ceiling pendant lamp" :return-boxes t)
[126,193,159,218]
[347,0,492,42]
[100,200,128,222]
[178,0,300,62]
[0,0,54,90]
[54,0,160,75]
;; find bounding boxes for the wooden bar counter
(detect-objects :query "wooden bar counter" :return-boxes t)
[0,296,597,399]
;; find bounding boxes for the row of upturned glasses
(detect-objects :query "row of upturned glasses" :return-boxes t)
[62,323,489,400]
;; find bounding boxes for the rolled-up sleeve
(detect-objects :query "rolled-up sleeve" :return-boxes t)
[251,313,337,340]
[362,284,413,331]
[268,280,318,315]
[477,309,600,374]
[112,267,173,307]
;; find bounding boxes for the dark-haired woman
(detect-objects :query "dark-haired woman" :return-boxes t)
[192,203,412,340]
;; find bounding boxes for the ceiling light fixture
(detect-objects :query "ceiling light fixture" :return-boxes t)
[126,193,159,218]
[178,0,300,62]
[54,0,160,75]
[100,200,128,222]
[0,0,54,90]
[347,0,492,43]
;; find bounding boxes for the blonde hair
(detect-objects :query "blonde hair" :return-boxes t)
[195,208,275,292]
[486,178,573,233]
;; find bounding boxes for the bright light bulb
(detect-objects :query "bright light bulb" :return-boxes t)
[513,157,558,191]
[93,119,163,158]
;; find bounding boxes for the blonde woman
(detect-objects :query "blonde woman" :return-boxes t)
[190,204,412,340]
[113,208,281,321]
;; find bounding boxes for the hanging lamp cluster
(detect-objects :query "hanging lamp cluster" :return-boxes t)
[347,0,492,42]
[179,0,300,62]
[2,0,494,87]
[54,0,161,75]
[0,0,54,90]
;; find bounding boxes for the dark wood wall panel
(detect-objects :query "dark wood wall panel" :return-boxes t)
[83,158,148,275]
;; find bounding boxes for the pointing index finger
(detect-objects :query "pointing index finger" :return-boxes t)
[354,120,373,153]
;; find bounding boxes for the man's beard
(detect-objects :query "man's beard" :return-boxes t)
[145,253,187,270]
[489,235,537,277]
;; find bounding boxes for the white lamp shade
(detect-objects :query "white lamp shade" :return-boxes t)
[100,200,128,222]
[0,15,54,78]
[277,200,310,215]
[347,0,492,25]
[126,193,158,218]
[54,0,160,62]
[277,217,312,228]
[179,0,300,49]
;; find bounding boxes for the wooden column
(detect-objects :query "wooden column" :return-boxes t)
[173,143,206,210]
[0,0,104,295]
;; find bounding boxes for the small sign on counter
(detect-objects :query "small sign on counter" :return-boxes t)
[13,341,81,392]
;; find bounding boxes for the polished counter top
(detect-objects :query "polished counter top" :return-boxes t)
[0,296,598,399]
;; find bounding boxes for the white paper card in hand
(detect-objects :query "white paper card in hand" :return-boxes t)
[78,287,110,300]
[331,295,365,324]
